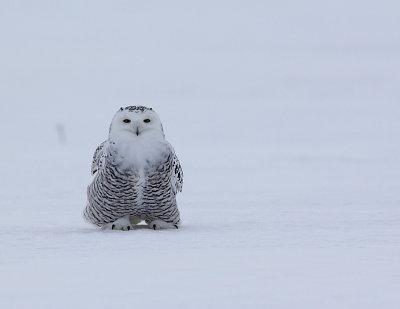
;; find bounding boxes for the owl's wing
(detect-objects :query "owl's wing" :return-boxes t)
[168,144,183,194]
[91,141,108,175]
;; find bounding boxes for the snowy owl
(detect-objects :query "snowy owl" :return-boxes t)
[83,106,183,230]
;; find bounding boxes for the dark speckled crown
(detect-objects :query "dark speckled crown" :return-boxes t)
[119,106,153,113]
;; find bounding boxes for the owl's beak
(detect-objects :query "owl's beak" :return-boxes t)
[135,126,140,136]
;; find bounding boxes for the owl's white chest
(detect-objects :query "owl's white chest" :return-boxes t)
[108,135,168,171]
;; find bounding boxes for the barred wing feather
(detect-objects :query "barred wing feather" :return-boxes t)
[91,141,107,175]
[169,144,183,194]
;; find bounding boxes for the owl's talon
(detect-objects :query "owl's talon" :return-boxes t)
[149,220,178,230]
[104,216,132,231]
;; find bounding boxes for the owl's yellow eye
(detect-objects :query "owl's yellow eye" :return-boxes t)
[143,119,151,123]
[123,119,131,123]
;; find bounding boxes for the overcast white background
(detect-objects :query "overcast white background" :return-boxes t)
[0,1,399,308]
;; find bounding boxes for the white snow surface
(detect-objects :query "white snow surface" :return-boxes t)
[1,1,400,308]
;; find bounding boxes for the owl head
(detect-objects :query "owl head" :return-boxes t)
[109,106,165,140]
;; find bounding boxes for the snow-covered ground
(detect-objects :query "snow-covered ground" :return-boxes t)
[1,1,400,308]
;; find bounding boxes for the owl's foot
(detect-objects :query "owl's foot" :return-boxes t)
[103,216,132,231]
[148,220,179,230]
